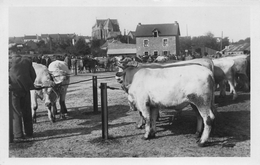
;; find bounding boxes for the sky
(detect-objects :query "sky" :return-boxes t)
[7,2,253,42]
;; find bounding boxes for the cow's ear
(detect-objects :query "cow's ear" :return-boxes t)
[116,72,125,77]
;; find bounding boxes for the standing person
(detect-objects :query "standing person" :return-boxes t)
[9,52,36,141]
[41,54,46,66]
[36,54,42,64]
[64,54,71,70]
[46,55,52,68]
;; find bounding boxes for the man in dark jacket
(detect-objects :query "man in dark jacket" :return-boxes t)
[46,56,52,68]
[9,52,36,141]
[64,54,72,70]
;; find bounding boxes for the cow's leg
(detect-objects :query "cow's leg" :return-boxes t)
[228,80,238,100]
[52,102,57,115]
[30,90,38,123]
[196,107,215,147]
[150,107,159,138]
[238,74,250,91]
[226,72,238,100]
[136,111,145,129]
[140,105,152,140]
[46,105,55,123]
[190,104,203,138]
[44,93,55,123]
[219,80,227,98]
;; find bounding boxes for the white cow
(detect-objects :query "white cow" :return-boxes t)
[226,55,250,91]
[154,56,168,63]
[127,65,215,147]
[213,58,237,100]
[30,63,57,122]
[116,58,216,129]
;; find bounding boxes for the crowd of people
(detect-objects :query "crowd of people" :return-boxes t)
[32,54,52,68]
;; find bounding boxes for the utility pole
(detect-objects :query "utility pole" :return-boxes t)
[220,31,223,51]
[186,24,188,37]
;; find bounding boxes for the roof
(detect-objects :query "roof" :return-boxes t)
[24,35,38,40]
[93,19,120,31]
[9,37,24,44]
[48,34,60,40]
[106,42,136,55]
[108,43,136,49]
[59,34,76,39]
[100,39,122,49]
[135,23,180,37]
[224,43,250,52]
[107,48,136,55]
[41,34,49,39]
[128,31,136,36]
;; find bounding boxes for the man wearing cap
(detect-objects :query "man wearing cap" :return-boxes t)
[9,52,36,141]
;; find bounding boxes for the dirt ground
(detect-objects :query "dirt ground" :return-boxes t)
[9,72,250,157]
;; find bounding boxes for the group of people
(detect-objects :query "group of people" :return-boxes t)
[9,52,38,142]
[32,54,52,68]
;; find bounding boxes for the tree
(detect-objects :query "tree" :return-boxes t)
[90,39,106,57]
[179,36,192,54]
[74,38,91,56]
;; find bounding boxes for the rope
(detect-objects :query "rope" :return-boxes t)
[99,85,122,90]
[32,75,117,90]
[107,86,122,90]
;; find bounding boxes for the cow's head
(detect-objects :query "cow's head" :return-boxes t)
[49,70,69,84]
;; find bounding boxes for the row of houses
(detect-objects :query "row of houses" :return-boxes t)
[9,34,91,48]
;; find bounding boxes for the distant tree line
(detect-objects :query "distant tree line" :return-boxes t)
[179,31,250,55]
[9,32,249,57]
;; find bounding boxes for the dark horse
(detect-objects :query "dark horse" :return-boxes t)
[82,57,97,73]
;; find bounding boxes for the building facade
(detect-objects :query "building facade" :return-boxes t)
[92,18,121,40]
[24,35,40,43]
[135,22,180,56]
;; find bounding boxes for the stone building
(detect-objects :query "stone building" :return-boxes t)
[135,22,180,57]
[92,18,121,40]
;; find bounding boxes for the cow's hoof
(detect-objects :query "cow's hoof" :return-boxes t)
[141,136,149,140]
[196,139,207,147]
[51,118,56,123]
[149,133,156,139]
[60,114,66,119]
[197,142,206,147]
[136,124,144,129]
[232,94,238,100]
[194,131,201,138]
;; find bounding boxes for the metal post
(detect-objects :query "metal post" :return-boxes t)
[92,76,98,113]
[101,83,108,139]
[74,59,77,76]
[9,92,13,143]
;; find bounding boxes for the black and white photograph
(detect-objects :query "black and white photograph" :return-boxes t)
[1,0,260,164]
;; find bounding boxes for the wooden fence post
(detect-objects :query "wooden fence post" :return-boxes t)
[101,83,108,139]
[92,76,98,113]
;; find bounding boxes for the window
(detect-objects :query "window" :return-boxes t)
[144,52,149,55]
[153,31,158,37]
[163,51,168,56]
[163,38,168,47]
[144,39,149,47]
[154,51,158,56]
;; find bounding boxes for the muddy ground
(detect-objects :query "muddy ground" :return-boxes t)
[9,72,250,157]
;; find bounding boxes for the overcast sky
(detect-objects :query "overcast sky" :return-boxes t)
[7,1,253,42]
